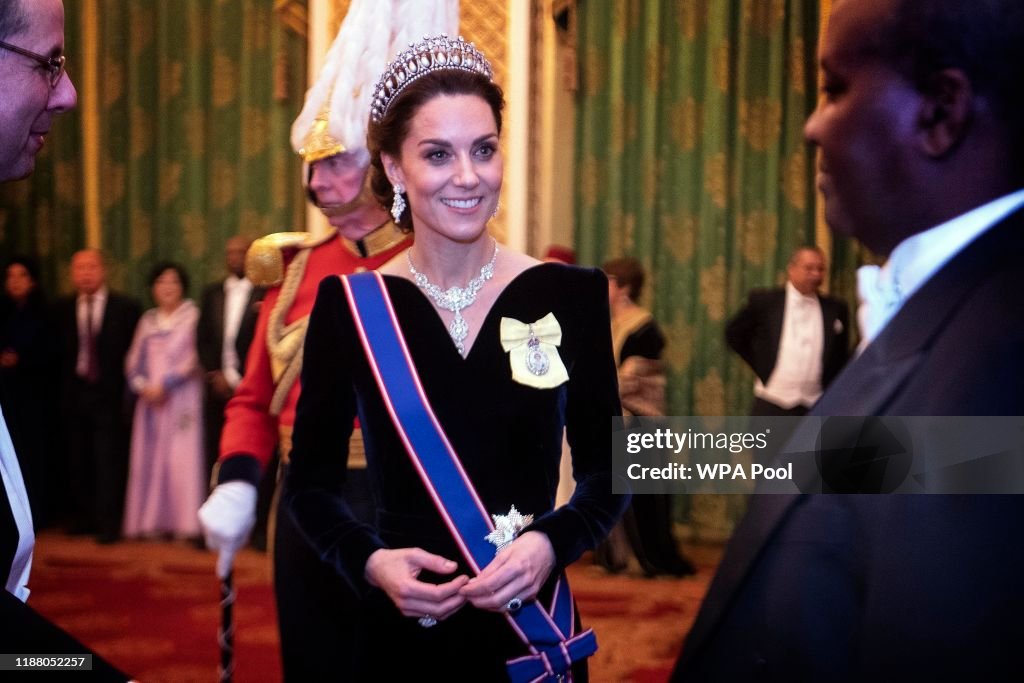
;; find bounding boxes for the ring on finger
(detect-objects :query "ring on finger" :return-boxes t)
[418,614,438,628]
[505,597,523,612]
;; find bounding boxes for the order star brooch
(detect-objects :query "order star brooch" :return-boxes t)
[499,313,570,389]
[485,506,535,552]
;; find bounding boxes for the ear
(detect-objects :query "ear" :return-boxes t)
[380,152,405,188]
[916,68,973,158]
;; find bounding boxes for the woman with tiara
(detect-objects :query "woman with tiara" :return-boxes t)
[285,35,628,680]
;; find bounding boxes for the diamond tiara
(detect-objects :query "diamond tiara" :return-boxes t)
[370,34,493,124]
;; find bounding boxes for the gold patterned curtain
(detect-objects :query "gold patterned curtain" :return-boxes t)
[0,1,307,300]
[576,0,821,417]
[575,0,822,539]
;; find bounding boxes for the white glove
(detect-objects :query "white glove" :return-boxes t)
[197,481,258,579]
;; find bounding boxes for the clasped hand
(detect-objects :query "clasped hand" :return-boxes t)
[365,531,555,623]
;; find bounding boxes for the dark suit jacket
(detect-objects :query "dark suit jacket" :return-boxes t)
[1,447,128,678]
[725,287,849,392]
[196,279,264,377]
[674,209,1024,680]
[54,290,140,405]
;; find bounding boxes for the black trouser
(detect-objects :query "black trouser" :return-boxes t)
[749,397,809,469]
[750,396,810,417]
[202,392,228,483]
[273,466,374,681]
[67,381,131,539]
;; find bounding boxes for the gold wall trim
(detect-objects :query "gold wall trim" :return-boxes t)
[80,0,101,249]
[815,0,832,259]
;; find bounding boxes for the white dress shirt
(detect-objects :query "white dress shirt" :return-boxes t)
[0,406,34,601]
[755,281,825,409]
[858,188,1024,349]
[75,286,108,378]
[221,276,253,389]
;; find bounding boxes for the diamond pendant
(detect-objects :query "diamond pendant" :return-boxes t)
[449,313,469,351]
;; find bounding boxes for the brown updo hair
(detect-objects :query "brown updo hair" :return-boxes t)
[603,256,646,302]
[367,69,505,232]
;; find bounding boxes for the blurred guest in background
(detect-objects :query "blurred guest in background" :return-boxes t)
[123,262,204,540]
[55,249,140,543]
[596,256,695,577]
[197,235,263,479]
[725,246,849,417]
[0,256,56,526]
[543,244,576,266]
[196,236,270,548]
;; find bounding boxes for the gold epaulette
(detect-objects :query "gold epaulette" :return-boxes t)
[245,232,313,287]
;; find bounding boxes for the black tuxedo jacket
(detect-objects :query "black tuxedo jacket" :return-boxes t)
[725,287,850,391]
[196,279,264,376]
[54,291,140,404]
[1,441,128,678]
[674,208,1024,680]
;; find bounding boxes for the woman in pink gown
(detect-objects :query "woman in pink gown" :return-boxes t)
[123,262,204,539]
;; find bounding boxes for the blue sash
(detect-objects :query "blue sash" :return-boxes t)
[342,272,597,682]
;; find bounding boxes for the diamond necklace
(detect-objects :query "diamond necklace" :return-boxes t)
[407,238,499,356]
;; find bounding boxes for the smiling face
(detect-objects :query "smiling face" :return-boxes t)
[803,0,925,254]
[382,94,502,246]
[0,0,77,182]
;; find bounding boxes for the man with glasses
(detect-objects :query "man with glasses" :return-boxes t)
[0,0,76,183]
[0,2,126,678]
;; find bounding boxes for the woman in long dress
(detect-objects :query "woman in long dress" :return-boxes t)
[285,36,629,680]
[123,262,204,539]
[594,256,696,577]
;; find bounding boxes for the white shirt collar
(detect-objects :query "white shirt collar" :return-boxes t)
[78,285,109,304]
[857,188,1024,349]
[224,274,249,288]
[785,281,817,305]
[882,188,1024,308]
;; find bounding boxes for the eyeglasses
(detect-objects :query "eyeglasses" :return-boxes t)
[0,39,66,88]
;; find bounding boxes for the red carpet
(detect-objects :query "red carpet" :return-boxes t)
[27,532,721,681]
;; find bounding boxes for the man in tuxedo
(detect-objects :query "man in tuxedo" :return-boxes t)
[197,235,263,478]
[0,2,128,676]
[56,249,140,544]
[673,1,1024,680]
[725,246,849,417]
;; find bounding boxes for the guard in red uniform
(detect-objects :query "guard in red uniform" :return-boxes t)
[197,1,459,678]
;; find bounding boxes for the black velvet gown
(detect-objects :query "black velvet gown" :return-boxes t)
[285,263,629,680]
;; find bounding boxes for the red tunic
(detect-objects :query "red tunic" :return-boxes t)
[219,231,410,469]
